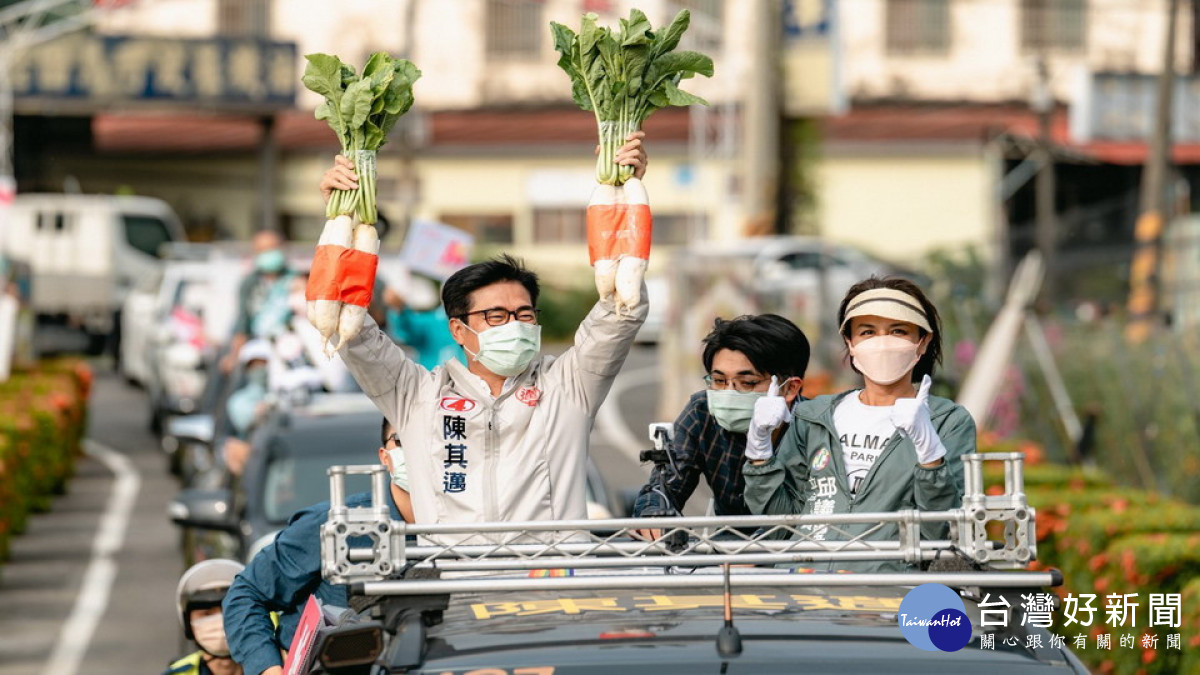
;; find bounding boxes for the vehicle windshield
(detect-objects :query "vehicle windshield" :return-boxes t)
[263,454,354,522]
[261,419,382,523]
[123,215,174,257]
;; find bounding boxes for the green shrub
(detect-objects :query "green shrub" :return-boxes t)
[0,359,91,564]
[536,284,597,343]
[1019,463,1200,675]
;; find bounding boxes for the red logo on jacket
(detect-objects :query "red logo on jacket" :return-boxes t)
[440,397,477,412]
[516,387,541,407]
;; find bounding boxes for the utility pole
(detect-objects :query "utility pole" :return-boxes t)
[742,0,780,234]
[1032,57,1056,306]
[1126,0,1180,343]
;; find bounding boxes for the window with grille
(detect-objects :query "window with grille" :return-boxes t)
[218,0,270,38]
[1021,0,1086,52]
[439,213,515,245]
[485,0,543,59]
[532,208,587,244]
[885,0,950,54]
[652,213,707,245]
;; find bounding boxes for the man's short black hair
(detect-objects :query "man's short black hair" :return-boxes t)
[701,314,810,379]
[380,417,394,446]
[441,254,540,320]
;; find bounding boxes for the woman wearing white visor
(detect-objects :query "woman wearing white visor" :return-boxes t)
[741,276,976,572]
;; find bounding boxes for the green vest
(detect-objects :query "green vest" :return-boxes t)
[164,651,204,675]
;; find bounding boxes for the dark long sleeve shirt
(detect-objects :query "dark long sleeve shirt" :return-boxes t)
[223,490,403,675]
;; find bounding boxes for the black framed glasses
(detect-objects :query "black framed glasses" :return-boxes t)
[385,433,400,447]
[456,307,541,327]
[703,374,767,393]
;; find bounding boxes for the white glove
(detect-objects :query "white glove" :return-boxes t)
[890,375,947,465]
[746,376,791,461]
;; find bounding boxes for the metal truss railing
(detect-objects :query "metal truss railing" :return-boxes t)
[321,453,1045,593]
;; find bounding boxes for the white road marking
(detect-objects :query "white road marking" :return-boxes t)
[41,440,141,675]
[596,363,661,464]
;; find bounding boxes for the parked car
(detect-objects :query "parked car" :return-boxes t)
[669,236,929,329]
[2,193,186,355]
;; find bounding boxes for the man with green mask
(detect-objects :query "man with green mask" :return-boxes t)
[323,134,649,525]
[222,230,293,373]
[632,315,809,530]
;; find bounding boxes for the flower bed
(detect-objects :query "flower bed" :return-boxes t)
[1009,456,1200,674]
[0,359,91,562]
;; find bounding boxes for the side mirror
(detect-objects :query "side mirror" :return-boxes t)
[168,488,237,532]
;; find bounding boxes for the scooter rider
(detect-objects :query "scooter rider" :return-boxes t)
[164,559,245,675]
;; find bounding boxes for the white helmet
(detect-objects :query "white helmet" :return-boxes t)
[238,339,273,366]
[175,559,244,640]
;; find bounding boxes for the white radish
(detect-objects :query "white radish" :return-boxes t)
[614,255,647,314]
[593,259,618,303]
[353,221,380,255]
[335,222,379,348]
[613,178,651,314]
[307,222,332,329]
[587,183,621,302]
[313,215,354,352]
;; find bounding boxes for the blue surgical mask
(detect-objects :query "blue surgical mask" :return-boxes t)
[706,389,766,433]
[247,367,268,388]
[255,249,286,274]
[465,320,541,377]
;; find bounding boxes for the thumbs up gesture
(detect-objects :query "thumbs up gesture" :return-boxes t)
[890,375,946,465]
[746,376,791,461]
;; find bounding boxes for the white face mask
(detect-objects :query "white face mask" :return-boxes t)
[464,320,541,377]
[191,612,230,657]
[386,447,409,491]
[848,335,925,385]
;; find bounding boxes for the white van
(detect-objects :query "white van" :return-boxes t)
[1,193,186,344]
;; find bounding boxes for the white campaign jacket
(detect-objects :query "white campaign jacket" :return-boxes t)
[340,291,647,524]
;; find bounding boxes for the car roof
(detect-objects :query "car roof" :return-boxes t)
[254,395,383,460]
[401,582,1078,673]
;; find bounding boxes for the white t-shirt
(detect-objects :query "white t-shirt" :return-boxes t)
[833,391,898,495]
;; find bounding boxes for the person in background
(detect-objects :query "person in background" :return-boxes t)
[742,276,976,572]
[221,231,294,373]
[632,314,809,539]
[223,419,413,675]
[382,270,463,371]
[164,559,245,675]
[222,339,273,477]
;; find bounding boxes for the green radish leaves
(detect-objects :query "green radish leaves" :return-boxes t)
[551,8,713,184]
[303,52,421,223]
[302,51,421,155]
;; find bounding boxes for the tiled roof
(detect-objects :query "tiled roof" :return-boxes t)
[91,103,1200,165]
[91,106,692,154]
[824,103,1200,164]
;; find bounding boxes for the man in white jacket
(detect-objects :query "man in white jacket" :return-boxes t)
[319,135,648,524]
